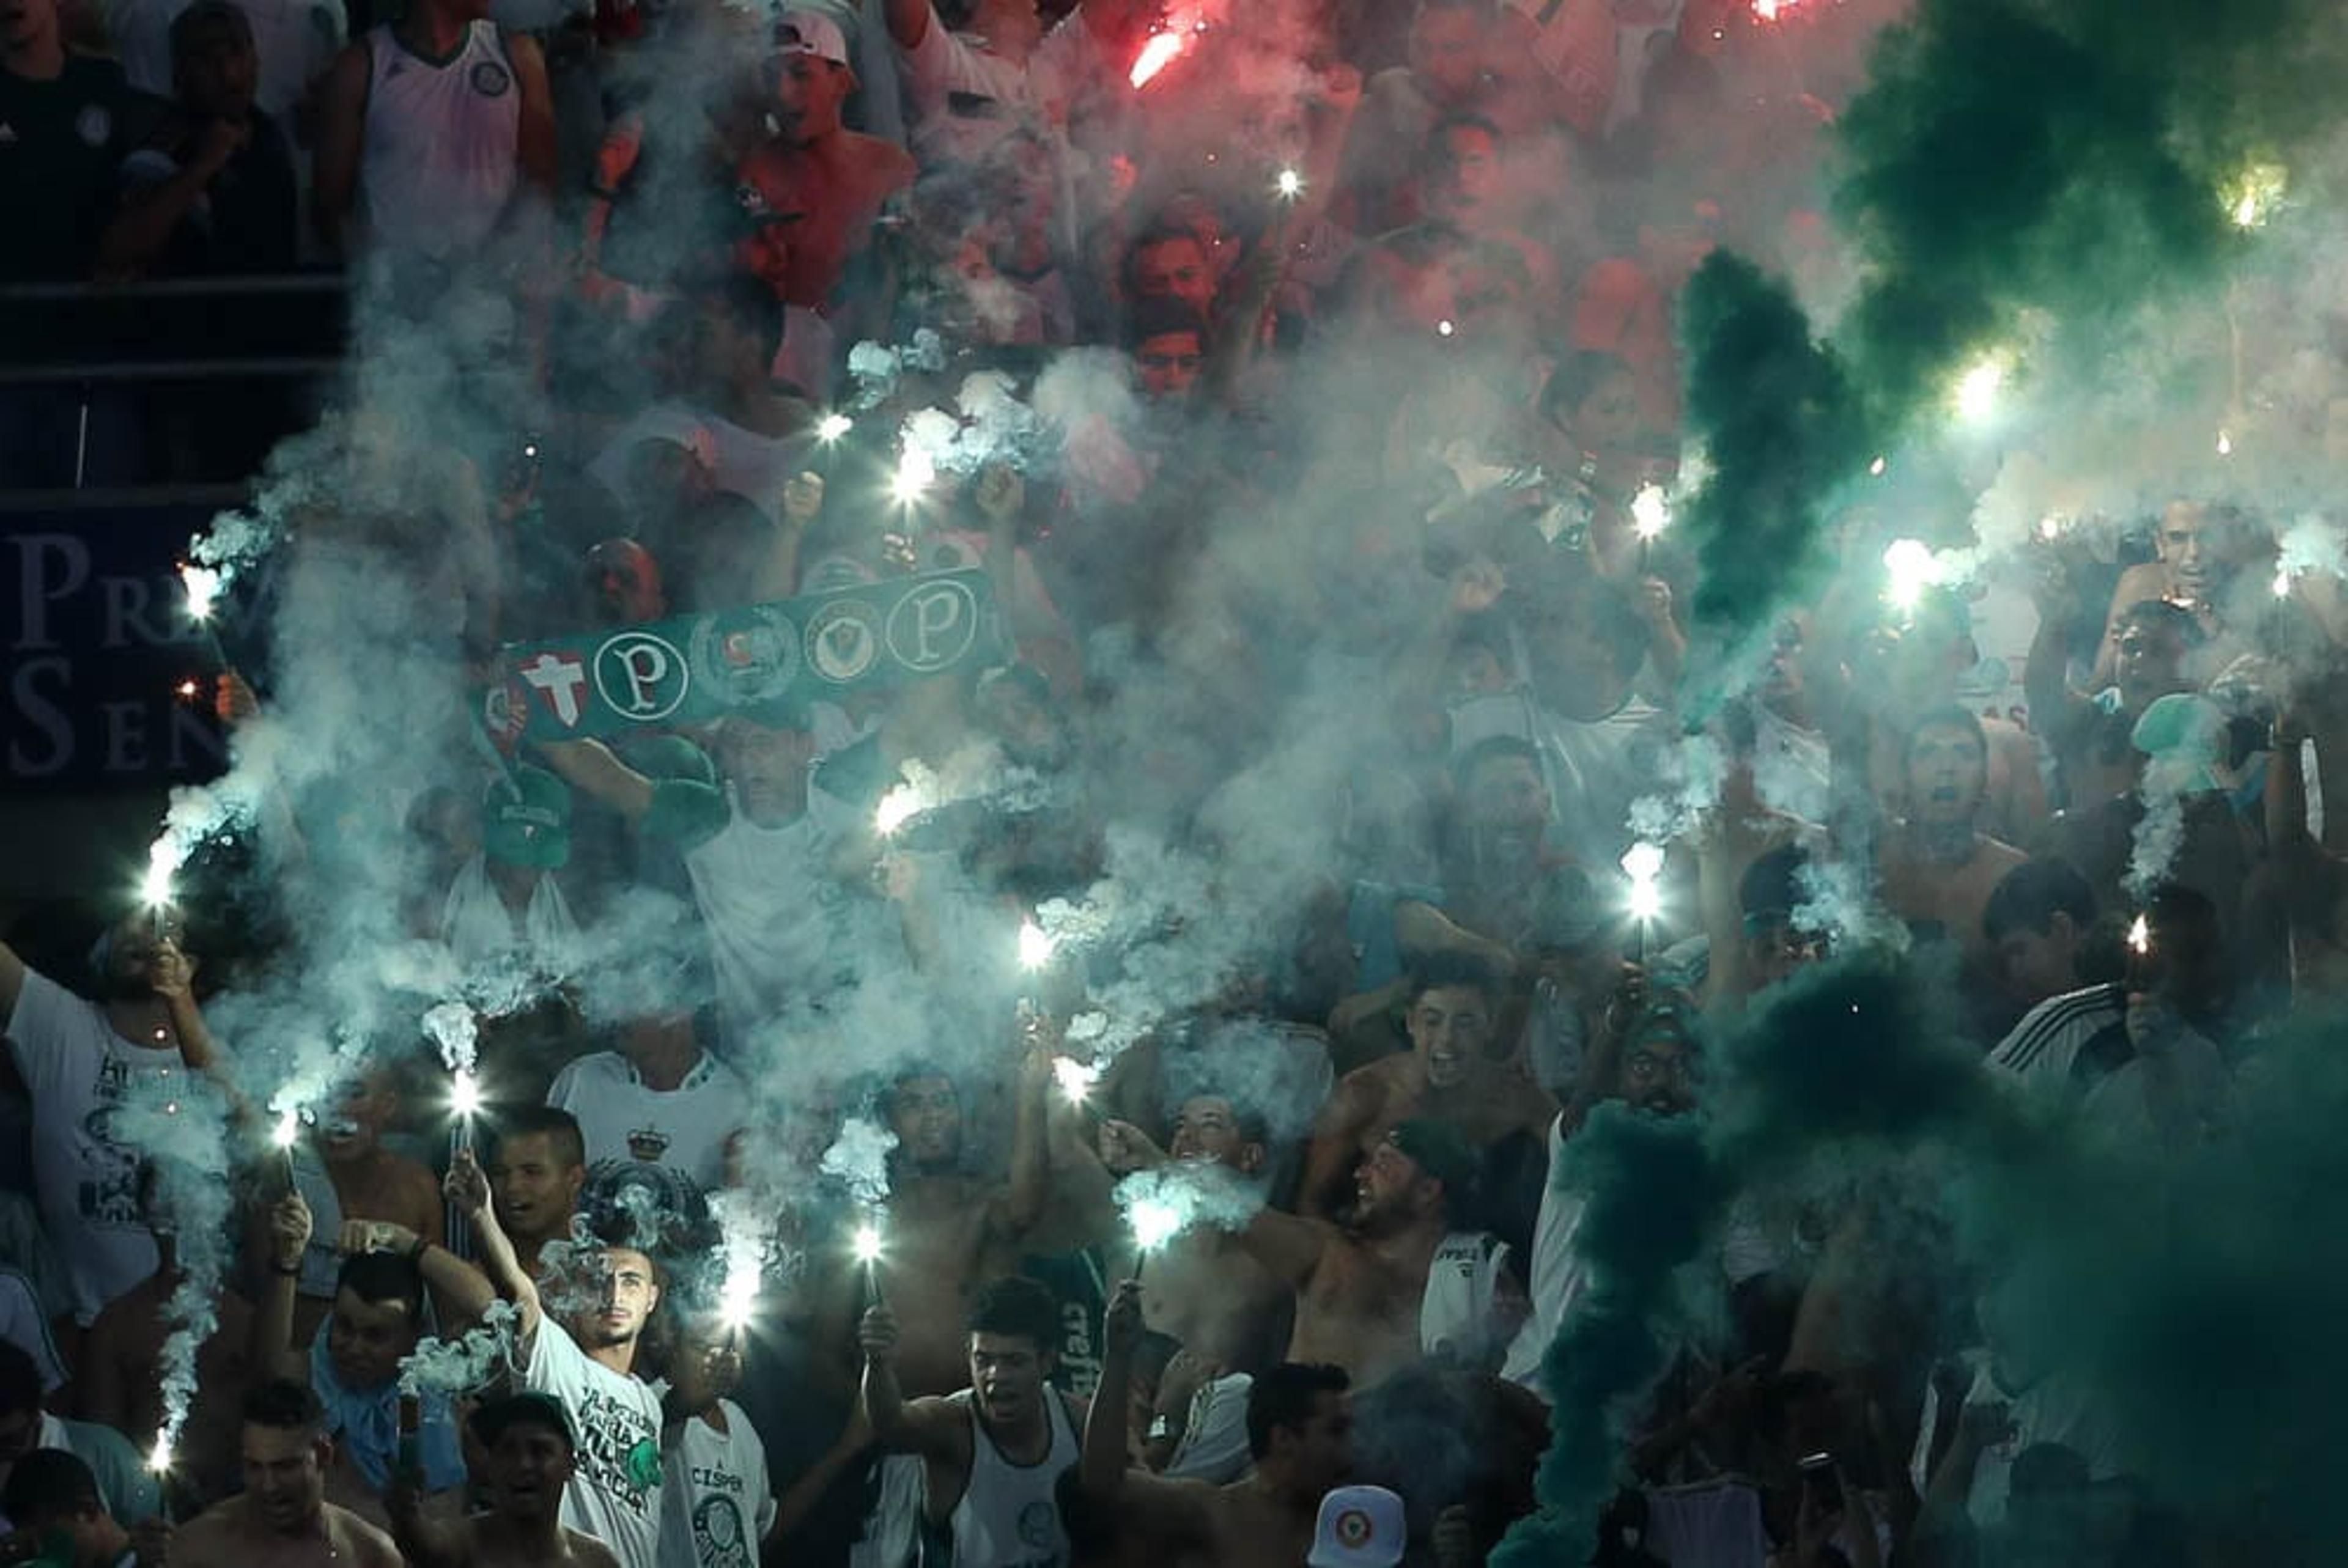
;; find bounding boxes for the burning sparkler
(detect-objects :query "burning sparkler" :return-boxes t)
[1274,167,1304,200]
[270,1105,301,1189]
[1883,537,1940,615]
[1053,1055,1101,1108]
[1622,842,1665,965]
[1019,918,1055,972]
[179,563,221,624]
[816,412,853,443]
[891,443,936,506]
[1128,1194,1183,1284]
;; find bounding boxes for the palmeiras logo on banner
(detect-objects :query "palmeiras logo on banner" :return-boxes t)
[482,569,1003,747]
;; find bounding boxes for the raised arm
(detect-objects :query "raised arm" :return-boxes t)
[251,1191,314,1384]
[1297,1073,1378,1221]
[1081,1283,1213,1544]
[1233,1203,1335,1290]
[855,1301,967,1461]
[443,1147,538,1342]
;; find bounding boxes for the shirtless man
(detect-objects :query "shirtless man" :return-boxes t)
[2094,500,2246,686]
[1301,957,1554,1227]
[1866,594,2047,847]
[860,1276,1086,1568]
[172,1379,403,1568]
[1095,1095,1290,1375]
[860,1062,1047,1397]
[1075,1283,1353,1568]
[2028,594,2198,809]
[389,1393,622,1568]
[485,1107,588,1283]
[1876,706,2028,973]
[1241,1122,1515,1389]
[732,12,915,370]
[249,1066,442,1347]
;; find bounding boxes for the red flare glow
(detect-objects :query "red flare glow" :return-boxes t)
[1130,30,1183,87]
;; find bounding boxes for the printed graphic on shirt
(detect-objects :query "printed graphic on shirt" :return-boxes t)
[693,1492,751,1568]
[575,1385,663,1516]
[81,1057,153,1229]
[626,1125,671,1162]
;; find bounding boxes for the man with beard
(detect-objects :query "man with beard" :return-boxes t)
[1875,706,2028,974]
[1241,1121,1518,1388]
[0,916,232,1329]
[1300,956,1553,1241]
[389,1393,622,1568]
[1502,992,1699,1394]
[1074,1284,1354,1568]
[860,1276,1085,1568]
[174,1380,402,1568]
[446,1148,666,1568]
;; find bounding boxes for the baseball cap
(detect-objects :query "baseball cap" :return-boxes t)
[772,10,849,64]
[469,1391,575,1452]
[482,765,572,871]
[1386,1119,1478,1201]
[1307,1484,1406,1568]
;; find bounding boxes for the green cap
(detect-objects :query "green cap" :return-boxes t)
[483,766,572,870]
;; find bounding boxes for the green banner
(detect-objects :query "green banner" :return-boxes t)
[482,569,1002,746]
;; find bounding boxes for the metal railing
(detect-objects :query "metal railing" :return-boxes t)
[0,273,350,493]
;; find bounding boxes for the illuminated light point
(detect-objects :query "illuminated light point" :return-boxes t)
[816,413,853,443]
[450,1069,483,1121]
[2273,567,2293,600]
[1052,1056,1100,1107]
[1630,484,1671,542]
[180,562,221,623]
[1129,31,1182,88]
[1018,918,1055,972]
[1130,1196,1183,1254]
[1953,356,2006,422]
[852,1223,884,1265]
[1436,319,1455,337]
[176,679,200,699]
[141,835,183,913]
[1274,167,1304,200]
[891,444,935,506]
[1883,537,1938,613]
[2224,164,2285,232]
[271,1107,301,1150]
[1867,456,1887,477]
[147,1435,174,1476]
[1621,841,1666,924]
[2216,429,2233,457]
[2038,515,2062,542]
[874,783,923,837]
[2127,915,2150,956]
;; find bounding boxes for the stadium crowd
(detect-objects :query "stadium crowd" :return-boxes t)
[2,0,2344,1562]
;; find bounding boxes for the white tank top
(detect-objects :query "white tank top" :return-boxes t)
[943,1388,1079,1568]
[360,20,520,257]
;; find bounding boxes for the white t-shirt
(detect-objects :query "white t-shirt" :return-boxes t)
[1501,1115,1586,1396]
[6,972,169,1324]
[1534,694,1667,866]
[546,1051,747,1194]
[659,1399,777,1568]
[684,803,900,1046]
[524,1319,666,1568]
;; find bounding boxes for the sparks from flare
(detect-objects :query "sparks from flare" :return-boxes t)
[1435,318,1455,337]
[1274,167,1304,199]
[1953,355,2007,422]
[2273,566,2293,599]
[1018,918,1055,971]
[853,1221,884,1265]
[1630,484,1671,542]
[1882,538,1940,614]
[147,1434,174,1475]
[2127,915,2150,955]
[874,782,924,837]
[141,834,185,915]
[1621,842,1666,926]
[271,1107,300,1149]
[816,413,853,442]
[1052,1056,1101,1107]
[1129,1194,1184,1254]
[891,443,935,505]
[449,1069,483,1121]
[2216,429,2233,457]
[1129,29,1183,88]
[179,562,221,623]
[2223,163,2286,231]
[175,679,200,700]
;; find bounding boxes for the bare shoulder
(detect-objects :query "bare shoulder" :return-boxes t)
[168,1506,234,1567]
[567,1527,624,1568]
[331,1503,405,1568]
